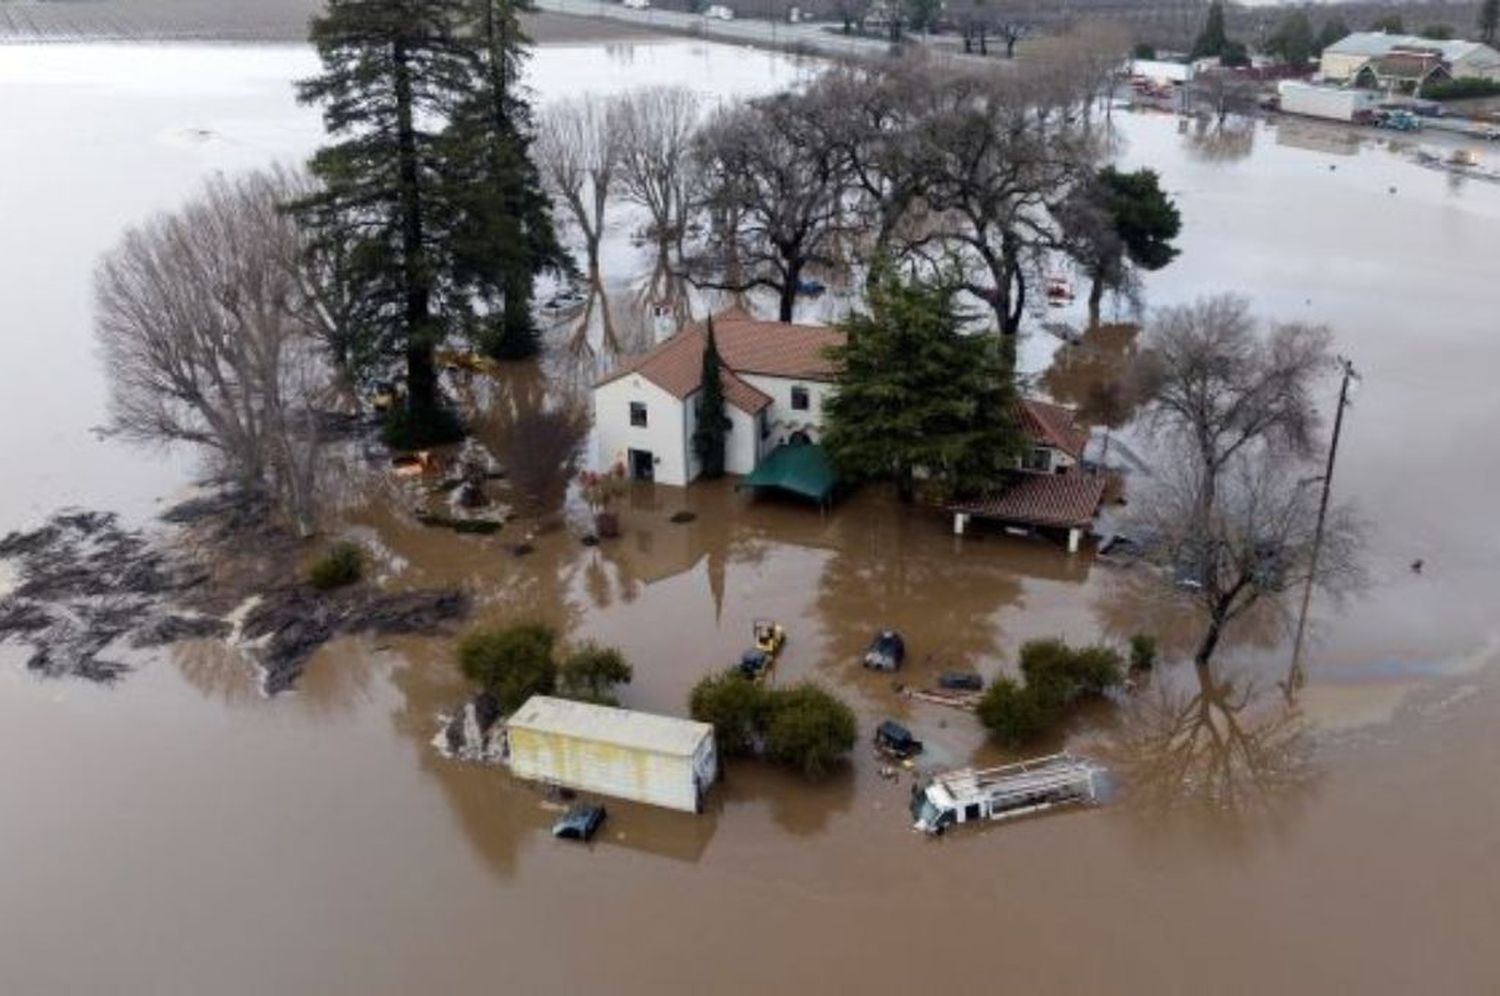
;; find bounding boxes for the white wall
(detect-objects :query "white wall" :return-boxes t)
[593,376,689,487]
[1319,53,1356,82]
[741,374,836,446]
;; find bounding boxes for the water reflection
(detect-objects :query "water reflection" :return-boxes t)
[1183,115,1256,164]
[1108,663,1316,841]
[1039,321,1142,428]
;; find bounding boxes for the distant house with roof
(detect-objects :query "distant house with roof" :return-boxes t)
[1320,32,1500,91]
[592,308,842,487]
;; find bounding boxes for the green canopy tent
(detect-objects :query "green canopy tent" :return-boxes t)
[740,443,839,507]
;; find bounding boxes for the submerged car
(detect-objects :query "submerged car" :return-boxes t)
[862,630,906,671]
[875,719,923,759]
[938,671,983,692]
[552,804,607,842]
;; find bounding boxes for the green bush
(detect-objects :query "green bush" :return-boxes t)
[457,622,557,713]
[1018,638,1123,702]
[976,677,1055,747]
[1133,43,1157,60]
[308,541,363,590]
[763,684,858,778]
[688,674,858,775]
[689,672,770,756]
[558,642,633,705]
[979,639,1125,746]
[1129,633,1158,672]
[1421,77,1500,100]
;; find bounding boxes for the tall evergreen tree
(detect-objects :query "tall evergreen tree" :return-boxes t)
[1191,1,1229,58]
[692,319,732,480]
[296,0,476,446]
[1480,0,1499,46]
[823,266,1023,502]
[448,0,568,361]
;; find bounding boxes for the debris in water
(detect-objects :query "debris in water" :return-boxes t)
[669,511,697,524]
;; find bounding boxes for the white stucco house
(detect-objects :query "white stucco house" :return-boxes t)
[1320,32,1500,88]
[592,308,843,486]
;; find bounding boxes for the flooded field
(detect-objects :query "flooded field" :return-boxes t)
[2,40,1500,995]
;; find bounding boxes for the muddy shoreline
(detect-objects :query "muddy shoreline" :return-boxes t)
[0,491,470,693]
[0,2,666,44]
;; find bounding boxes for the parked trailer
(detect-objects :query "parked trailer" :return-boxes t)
[507,696,717,813]
[910,753,1108,834]
[1276,81,1379,123]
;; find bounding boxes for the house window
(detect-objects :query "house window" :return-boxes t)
[790,385,810,411]
[629,402,648,428]
[1022,447,1052,472]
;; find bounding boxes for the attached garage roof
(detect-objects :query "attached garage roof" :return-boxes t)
[741,443,839,504]
[508,696,713,758]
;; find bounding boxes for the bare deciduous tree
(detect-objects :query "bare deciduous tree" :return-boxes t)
[535,95,622,290]
[1129,440,1365,677]
[614,85,701,258]
[910,66,1102,335]
[95,171,330,536]
[689,93,856,322]
[1134,295,1332,511]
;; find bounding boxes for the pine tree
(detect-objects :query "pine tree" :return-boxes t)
[1481,0,1499,46]
[296,0,476,446]
[692,318,732,479]
[1191,1,1228,59]
[448,0,568,361]
[823,266,1023,502]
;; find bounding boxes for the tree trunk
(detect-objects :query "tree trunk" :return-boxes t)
[778,261,800,322]
[1193,616,1224,672]
[896,465,915,503]
[1087,273,1104,328]
[392,39,436,426]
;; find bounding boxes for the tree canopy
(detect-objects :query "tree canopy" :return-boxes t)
[822,266,1023,502]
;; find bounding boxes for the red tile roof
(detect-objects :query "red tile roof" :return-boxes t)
[596,309,843,414]
[951,472,1107,530]
[1019,398,1089,459]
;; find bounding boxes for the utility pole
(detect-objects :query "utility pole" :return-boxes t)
[1287,356,1358,700]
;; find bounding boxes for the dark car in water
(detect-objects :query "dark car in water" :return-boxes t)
[938,671,983,691]
[863,630,906,671]
[552,804,606,842]
[874,719,923,759]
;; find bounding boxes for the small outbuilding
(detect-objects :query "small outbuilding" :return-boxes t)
[507,696,718,813]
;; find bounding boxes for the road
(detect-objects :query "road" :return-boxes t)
[531,0,900,60]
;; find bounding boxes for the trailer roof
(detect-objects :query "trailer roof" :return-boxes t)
[508,696,714,757]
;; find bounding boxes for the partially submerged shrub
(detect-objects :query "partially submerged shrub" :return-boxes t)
[688,673,857,776]
[976,676,1054,747]
[689,672,770,756]
[763,683,858,777]
[308,541,363,590]
[558,642,633,705]
[979,638,1125,746]
[1129,633,1158,673]
[457,621,557,713]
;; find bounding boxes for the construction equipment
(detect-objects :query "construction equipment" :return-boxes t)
[738,619,786,683]
[910,753,1109,835]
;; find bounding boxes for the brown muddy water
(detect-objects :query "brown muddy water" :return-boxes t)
[2,43,1500,995]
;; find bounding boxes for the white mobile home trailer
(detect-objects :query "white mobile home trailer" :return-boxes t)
[506,696,718,813]
[1277,81,1379,123]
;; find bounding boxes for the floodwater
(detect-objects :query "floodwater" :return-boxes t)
[3,40,1500,995]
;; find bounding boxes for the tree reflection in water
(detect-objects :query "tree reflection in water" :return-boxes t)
[1184,115,1256,164]
[1109,662,1316,831]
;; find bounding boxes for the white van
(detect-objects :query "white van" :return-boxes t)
[623,0,650,9]
[705,4,734,19]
